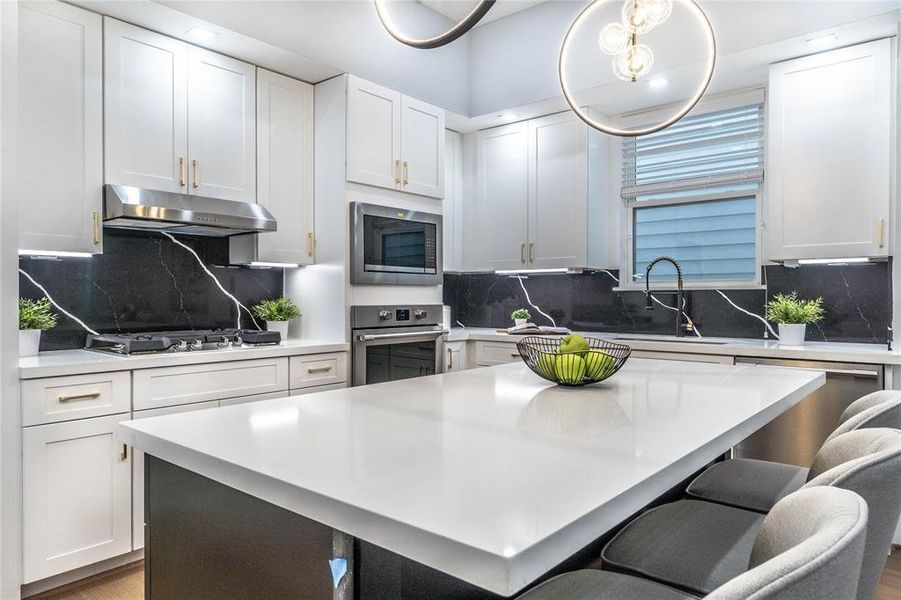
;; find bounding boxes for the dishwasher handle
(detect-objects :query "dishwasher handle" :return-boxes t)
[736,358,880,379]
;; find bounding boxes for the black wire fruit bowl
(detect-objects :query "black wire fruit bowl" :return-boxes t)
[515,336,632,387]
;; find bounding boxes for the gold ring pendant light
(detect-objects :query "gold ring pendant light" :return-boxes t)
[559,0,716,137]
[374,0,496,49]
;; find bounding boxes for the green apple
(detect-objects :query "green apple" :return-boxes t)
[585,350,615,380]
[559,334,589,357]
[555,354,586,384]
[536,353,558,379]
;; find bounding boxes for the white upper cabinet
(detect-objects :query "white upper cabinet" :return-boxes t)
[18,1,103,255]
[187,46,256,202]
[767,39,892,261]
[104,18,187,194]
[105,20,256,202]
[254,68,314,265]
[400,95,445,197]
[346,75,445,198]
[347,76,402,190]
[474,122,530,271]
[528,112,587,269]
[443,130,464,272]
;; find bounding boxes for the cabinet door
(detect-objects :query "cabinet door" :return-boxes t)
[445,341,466,372]
[346,75,402,190]
[767,39,891,260]
[528,113,587,269]
[257,69,314,264]
[23,414,132,582]
[474,123,530,270]
[131,399,219,550]
[400,95,445,198]
[104,18,188,193]
[18,1,102,255]
[187,46,256,202]
[443,130,464,271]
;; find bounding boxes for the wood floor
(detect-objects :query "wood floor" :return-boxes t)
[26,550,901,599]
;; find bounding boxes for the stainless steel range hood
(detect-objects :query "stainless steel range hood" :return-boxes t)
[103,184,277,237]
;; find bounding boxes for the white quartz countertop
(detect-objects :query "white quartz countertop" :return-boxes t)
[19,339,349,379]
[120,359,823,596]
[447,328,901,365]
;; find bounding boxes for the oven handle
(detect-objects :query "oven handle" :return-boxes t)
[357,330,444,342]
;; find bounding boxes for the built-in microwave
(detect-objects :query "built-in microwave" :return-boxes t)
[350,202,443,285]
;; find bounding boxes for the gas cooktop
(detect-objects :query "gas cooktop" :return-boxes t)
[84,329,281,355]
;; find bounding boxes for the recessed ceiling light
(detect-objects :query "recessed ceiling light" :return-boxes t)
[806,33,838,49]
[186,26,217,42]
[648,76,670,89]
[497,113,519,122]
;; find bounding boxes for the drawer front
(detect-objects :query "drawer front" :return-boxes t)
[219,391,291,407]
[133,358,289,410]
[289,353,347,389]
[630,350,734,365]
[289,382,348,396]
[475,342,521,366]
[23,372,131,426]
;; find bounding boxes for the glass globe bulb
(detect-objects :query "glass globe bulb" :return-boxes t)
[615,44,654,81]
[598,22,630,56]
[621,0,657,34]
[645,0,673,25]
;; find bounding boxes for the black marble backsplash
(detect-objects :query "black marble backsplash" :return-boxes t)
[19,229,284,351]
[443,262,892,345]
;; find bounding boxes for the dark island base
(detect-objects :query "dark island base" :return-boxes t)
[144,456,706,599]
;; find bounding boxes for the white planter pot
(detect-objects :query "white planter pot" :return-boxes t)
[19,329,41,357]
[514,318,528,327]
[266,320,289,341]
[778,323,807,346]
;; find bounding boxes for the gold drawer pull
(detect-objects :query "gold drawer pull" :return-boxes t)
[510,352,520,358]
[192,158,200,188]
[179,157,187,187]
[447,348,453,370]
[520,243,526,264]
[58,391,101,403]
[403,160,409,186]
[307,366,333,374]
[395,160,401,185]
[878,217,885,249]
[121,444,128,461]
[308,232,315,258]
[92,212,101,245]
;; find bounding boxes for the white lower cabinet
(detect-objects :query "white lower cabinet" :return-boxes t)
[23,414,132,583]
[445,341,467,372]
[474,341,522,367]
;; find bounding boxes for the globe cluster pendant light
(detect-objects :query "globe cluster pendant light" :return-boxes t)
[374,0,496,49]
[560,0,716,137]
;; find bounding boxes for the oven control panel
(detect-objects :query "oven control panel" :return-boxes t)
[395,309,410,322]
[351,304,443,329]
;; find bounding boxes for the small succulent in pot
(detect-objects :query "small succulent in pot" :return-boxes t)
[511,308,531,327]
[764,292,825,346]
[19,297,58,357]
[251,296,301,341]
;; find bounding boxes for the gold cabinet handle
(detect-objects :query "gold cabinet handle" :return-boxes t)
[58,391,101,403]
[878,217,885,249]
[121,444,128,461]
[510,352,520,358]
[528,242,534,263]
[520,243,526,264]
[307,365,333,374]
[307,232,315,258]
[447,347,453,370]
[192,158,200,188]
[92,212,100,245]
[395,159,401,185]
[403,161,409,186]
[179,157,186,187]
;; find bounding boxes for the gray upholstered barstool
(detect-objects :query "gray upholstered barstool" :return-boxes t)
[517,486,868,600]
[599,428,901,600]
[687,390,901,513]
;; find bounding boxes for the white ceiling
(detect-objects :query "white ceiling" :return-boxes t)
[418,0,545,26]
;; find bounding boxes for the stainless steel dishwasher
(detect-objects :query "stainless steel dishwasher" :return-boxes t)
[734,357,883,467]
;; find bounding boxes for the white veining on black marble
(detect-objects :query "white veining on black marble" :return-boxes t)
[89,277,121,332]
[842,274,878,344]
[19,268,99,335]
[715,290,779,339]
[161,232,261,331]
[153,235,194,329]
[514,276,557,327]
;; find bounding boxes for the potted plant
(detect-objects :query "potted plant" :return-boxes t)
[251,296,301,340]
[765,292,825,346]
[511,308,531,327]
[19,297,57,357]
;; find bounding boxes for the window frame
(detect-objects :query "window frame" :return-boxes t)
[617,89,766,291]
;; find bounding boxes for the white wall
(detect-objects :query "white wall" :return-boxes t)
[0,1,20,597]
[157,0,472,115]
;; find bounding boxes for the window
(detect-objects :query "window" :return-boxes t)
[622,99,765,286]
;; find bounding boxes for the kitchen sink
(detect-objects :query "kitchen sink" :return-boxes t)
[613,336,729,345]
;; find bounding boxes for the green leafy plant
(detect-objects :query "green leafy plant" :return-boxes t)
[251,296,301,322]
[765,292,825,325]
[511,308,531,320]
[19,297,58,331]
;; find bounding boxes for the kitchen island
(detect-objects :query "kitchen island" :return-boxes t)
[120,359,824,599]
